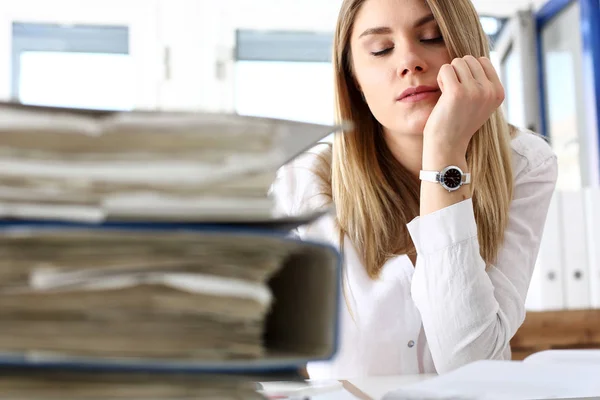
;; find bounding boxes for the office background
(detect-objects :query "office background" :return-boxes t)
[0,0,598,190]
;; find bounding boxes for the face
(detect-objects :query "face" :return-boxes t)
[349,0,451,137]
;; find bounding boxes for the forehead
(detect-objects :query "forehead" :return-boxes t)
[352,0,433,34]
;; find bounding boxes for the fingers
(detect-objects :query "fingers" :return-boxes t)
[478,57,502,86]
[441,55,505,106]
[478,56,505,105]
[437,63,459,93]
[450,58,473,83]
[463,55,488,84]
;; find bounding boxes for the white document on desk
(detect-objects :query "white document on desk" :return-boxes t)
[382,360,600,400]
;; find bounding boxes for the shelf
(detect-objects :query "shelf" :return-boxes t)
[511,309,600,360]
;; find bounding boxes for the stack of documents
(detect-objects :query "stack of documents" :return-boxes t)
[0,102,339,223]
[0,370,265,399]
[0,102,343,398]
[0,228,294,361]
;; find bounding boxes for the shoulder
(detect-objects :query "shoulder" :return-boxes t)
[509,128,558,181]
[270,142,332,217]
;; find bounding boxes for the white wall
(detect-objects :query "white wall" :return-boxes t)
[473,0,549,15]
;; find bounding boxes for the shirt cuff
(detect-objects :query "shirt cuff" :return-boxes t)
[406,198,477,255]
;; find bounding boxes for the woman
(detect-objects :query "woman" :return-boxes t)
[273,0,558,379]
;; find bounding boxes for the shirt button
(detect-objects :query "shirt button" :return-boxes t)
[408,340,415,348]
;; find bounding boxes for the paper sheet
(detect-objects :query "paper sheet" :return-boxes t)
[27,269,272,305]
[383,360,600,400]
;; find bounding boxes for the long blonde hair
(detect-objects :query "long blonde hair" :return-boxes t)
[315,0,515,279]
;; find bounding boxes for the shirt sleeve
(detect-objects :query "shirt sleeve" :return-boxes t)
[407,154,558,374]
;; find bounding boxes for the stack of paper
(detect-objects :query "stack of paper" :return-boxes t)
[0,370,265,399]
[0,102,344,398]
[0,228,297,361]
[0,102,340,223]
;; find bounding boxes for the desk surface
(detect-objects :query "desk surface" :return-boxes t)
[261,374,435,400]
[342,374,435,399]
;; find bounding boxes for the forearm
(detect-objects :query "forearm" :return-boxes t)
[411,237,513,373]
[408,200,523,373]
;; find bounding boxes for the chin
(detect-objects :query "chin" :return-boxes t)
[385,107,432,136]
[372,106,433,137]
[386,118,428,137]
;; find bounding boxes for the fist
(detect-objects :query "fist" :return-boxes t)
[423,55,505,154]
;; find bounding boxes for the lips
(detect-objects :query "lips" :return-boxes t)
[397,85,440,101]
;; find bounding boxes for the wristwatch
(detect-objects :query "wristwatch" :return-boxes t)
[419,165,471,192]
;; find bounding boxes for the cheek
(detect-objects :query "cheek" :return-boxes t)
[353,55,394,94]
[359,65,393,88]
[355,64,396,108]
[434,49,452,69]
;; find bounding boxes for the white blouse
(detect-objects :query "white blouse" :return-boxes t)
[272,129,558,379]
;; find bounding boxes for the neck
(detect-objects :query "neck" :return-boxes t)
[383,130,424,178]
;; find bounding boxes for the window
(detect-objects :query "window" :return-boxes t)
[501,44,527,129]
[12,23,133,110]
[540,2,587,190]
[234,30,335,129]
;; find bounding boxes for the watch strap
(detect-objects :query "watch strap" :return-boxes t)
[419,169,471,184]
[419,170,440,183]
[462,172,471,184]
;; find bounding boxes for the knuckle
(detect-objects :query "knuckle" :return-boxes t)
[440,64,453,75]
[496,87,506,103]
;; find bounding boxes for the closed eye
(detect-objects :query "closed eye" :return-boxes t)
[371,47,393,57]
[421,36,444,44]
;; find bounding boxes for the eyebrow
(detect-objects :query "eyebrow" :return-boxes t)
[414,14,436,28]
[358,14,437,39]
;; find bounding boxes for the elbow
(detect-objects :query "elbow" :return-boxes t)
[431,315,513,374]
[433,345,510,375]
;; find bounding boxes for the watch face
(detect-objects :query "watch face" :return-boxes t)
[441,168,462,189]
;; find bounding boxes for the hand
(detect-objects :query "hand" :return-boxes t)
[423,56,505,156]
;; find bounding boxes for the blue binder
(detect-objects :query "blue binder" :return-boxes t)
[0,218,342,376]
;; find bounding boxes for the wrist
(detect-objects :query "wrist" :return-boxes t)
[422,139,468,171]
[422,152,468,172]
[423,133,468,152]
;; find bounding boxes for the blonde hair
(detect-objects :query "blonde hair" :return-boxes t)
[314,0,515,279]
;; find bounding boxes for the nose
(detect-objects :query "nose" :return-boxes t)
[396,46,428,78]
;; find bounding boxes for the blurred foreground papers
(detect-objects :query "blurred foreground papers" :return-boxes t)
[0,102,342,223]
[0,103,343,398]
[0,227,340,363]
